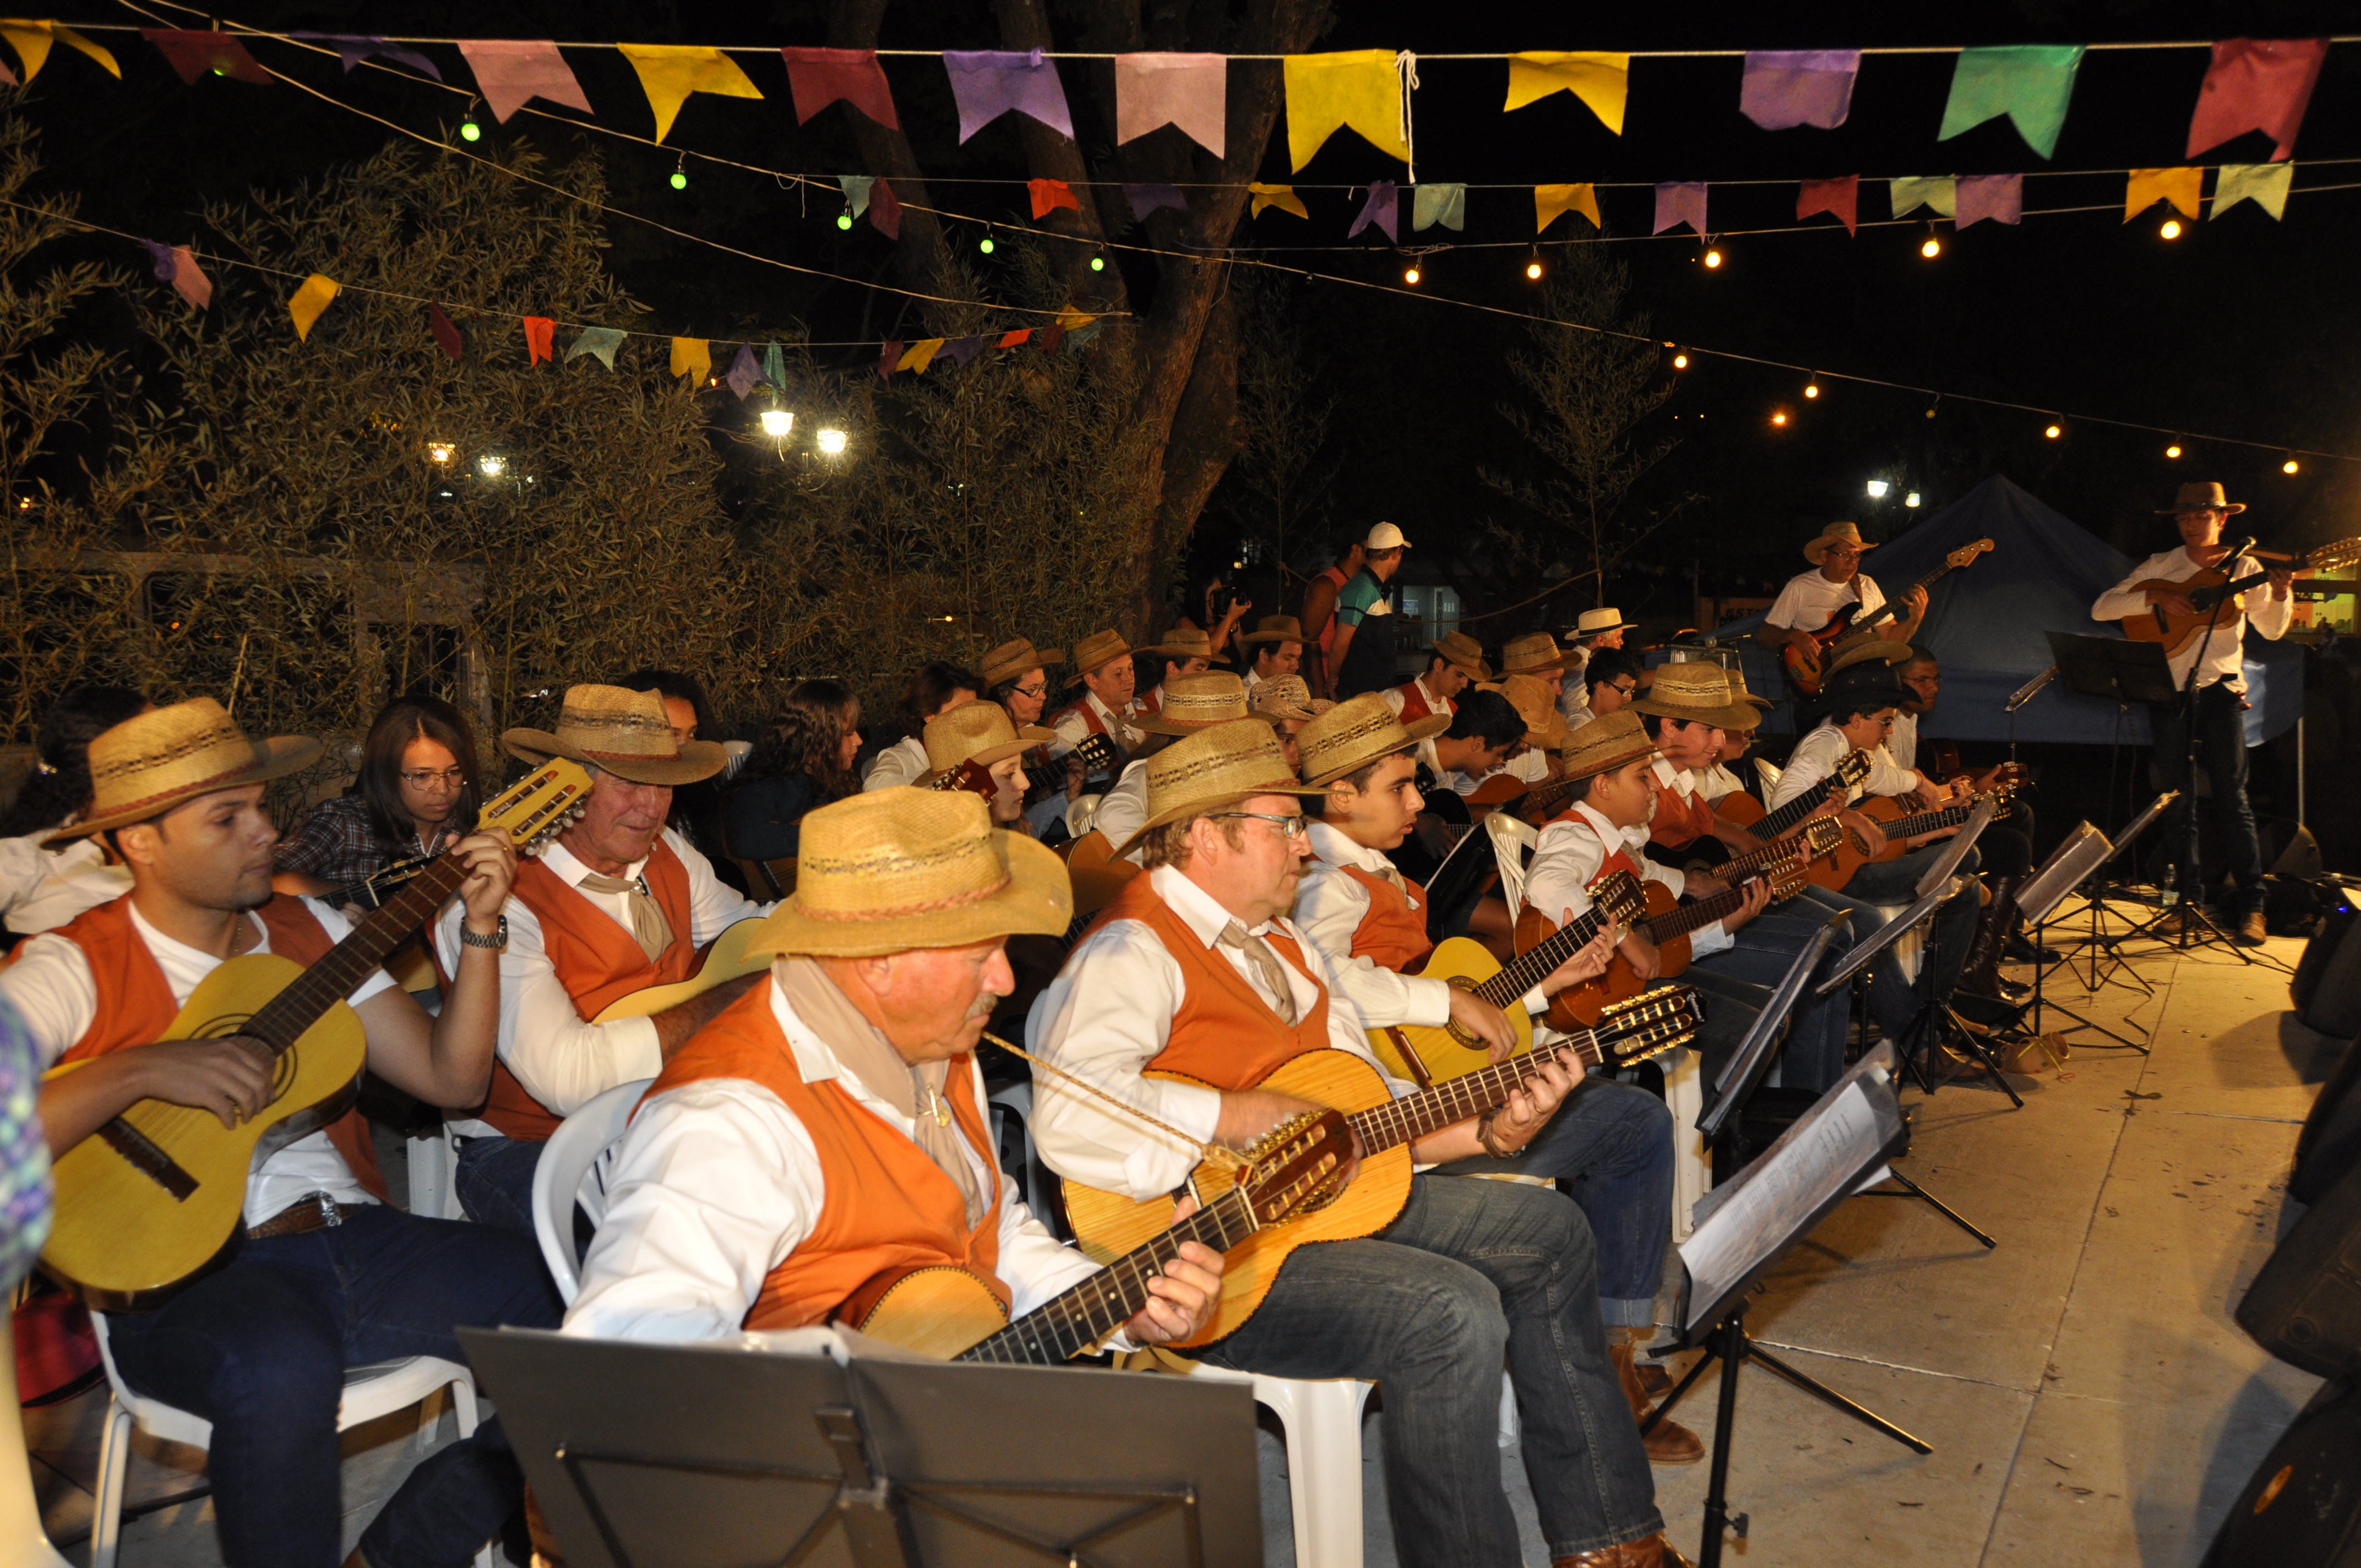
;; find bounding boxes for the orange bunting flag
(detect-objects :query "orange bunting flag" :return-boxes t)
[1534,182,1601,233]
[669,336,711,384]
[997,328,1032,348]
[1028,178,1080,219]
[1248,182,1308,219]
[617,43,763,143]
[522,315,556,365]
[2125,166,2204,221]
[287,273,338,341]
[0,19,119,81]
[897,338,945,375]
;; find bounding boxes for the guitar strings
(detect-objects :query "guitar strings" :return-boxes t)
[981,1031,1243,1173]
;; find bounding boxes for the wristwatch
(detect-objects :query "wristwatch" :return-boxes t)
[460,916,509,951]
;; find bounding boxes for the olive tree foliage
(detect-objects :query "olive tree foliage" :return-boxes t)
[1212,270,1338,582]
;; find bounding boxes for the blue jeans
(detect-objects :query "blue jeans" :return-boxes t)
[1198,1174,1662,1564]
[1435,1079,1672,1327]
[454,1133,545,1237]
[2151,682,2264,911]
[1690,912,1853,1093]
[104,1202,563,1568]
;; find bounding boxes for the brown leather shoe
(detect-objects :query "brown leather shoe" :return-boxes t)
[2237,909,2268,946]
[1553,1532,1698,1567]
[1612,1341,1704,1463]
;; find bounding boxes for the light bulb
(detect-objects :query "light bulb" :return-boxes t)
[2161,219,2183,239]
[1526,259,1543,280]
[459,120,482,143]
[477,453,506,478]
[1905,492,1922,508]
[979,234,995,254]
[1090,254,1106,272]
[1771,411,1788,426]
[2166,443,2182,459]
[1804,383,1820,399]
[1921,237,1941,258]
[1866,480,1889,499]
[759,410,793,437]
[816,428,848,455]
[1672,353,1688,369]
[669,170,688,190]
[836,212,853,230]
[425,442,454,465]
[1702,249,1723,269]
[2284,458,2300,474]
[2044,424,2062,439]
[1403,265,1421,285]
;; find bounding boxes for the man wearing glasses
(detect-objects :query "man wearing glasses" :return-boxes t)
[1754,520,1927,665]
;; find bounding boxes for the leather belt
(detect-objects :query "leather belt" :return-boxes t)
[247,1193,348,1240]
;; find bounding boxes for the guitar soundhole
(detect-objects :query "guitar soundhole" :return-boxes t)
[1848,830,1870,854]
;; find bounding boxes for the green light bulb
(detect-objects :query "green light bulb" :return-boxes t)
[1090,254,1105,272]
[836,212,853,230]
[979,235,995,254]
[459,121,482,143]
[669,170,688,190]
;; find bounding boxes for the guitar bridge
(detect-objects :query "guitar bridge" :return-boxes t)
[98,1116,199,1201]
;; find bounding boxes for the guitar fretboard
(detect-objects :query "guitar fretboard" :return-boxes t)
[243,856,470,1055]
[1475,903,1614,1009]
[1351,1028,1611,1156]
[1753,755,1863,840]
[1875,797,1994,843]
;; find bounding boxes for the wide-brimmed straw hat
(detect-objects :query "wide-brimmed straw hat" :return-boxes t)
[1136,621,1232,665]
[1071,628,1131,676]
[748,788,1071,959]
[1109,719,1327,862]
[922,701,1054,773]
[1250,675,1333,725]
[503,684,728,786]
[1560,710,1659,782]
[1238,615,1308,646]
[1502,631,1575,676]
[1494,673,1573,749]
[1429,630,1493,680]
[1826,639,1913,679]
[1568,607,1636,639]
[1134,672,1253,736]
[1723,666,1774,721]
[2157,480,2245,515]
[1630,663,1758,731]
[978,636,1062,689]
[61,698,323,837]
[1803,521,1878,564]
[1296,693,1448,788]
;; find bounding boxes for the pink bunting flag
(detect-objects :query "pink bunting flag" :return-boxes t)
[869,177,902,239]
[1114,52,1225,157]
[878,340,902,380]
[1797,176,1858,234]
[1029,178,1080,220]
[1653,182,1707,236]
[143,30,270,85]
[522,315,556,366]
[428,303,463,361]
[2187,38,2326,161]
[1956,173,2023,228]
[0,60,14,86]
[1740,51,1860,130]
[1348,181,1399,242]
[780,46,898,128]
[168,246,211,308]
[943,49,1073,143]
[457,40,592,123]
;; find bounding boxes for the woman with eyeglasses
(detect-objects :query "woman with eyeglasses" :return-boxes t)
[274,693,482,902]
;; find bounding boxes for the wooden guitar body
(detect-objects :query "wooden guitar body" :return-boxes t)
[41,955,367,1311]
[1778,605,1857,697]
[1805,809,1885,891]
[847,1265,1014,1359]
[1517,884,1690,1031]
[2117,539,2360,656]
[1712,793,1766,830]
[1364,937,1533,1085]
[1062,1050,1407,1349]
[590,917,769,1023]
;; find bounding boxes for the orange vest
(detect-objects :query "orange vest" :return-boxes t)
[1543,812,1645,891]
[1391,679,1449,723]
[1648,770,1718,850]
[642,981,1005,1332]
[1138,685,1164,716]
[1087,875,1332,1090]
[484,841,699,1140]
[37,894,389,1201]
[1337,864,1433,973]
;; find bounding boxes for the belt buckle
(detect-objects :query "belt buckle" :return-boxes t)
[315,1194,342,1229]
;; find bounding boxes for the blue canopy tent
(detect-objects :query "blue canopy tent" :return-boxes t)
[1700,475,2304,748]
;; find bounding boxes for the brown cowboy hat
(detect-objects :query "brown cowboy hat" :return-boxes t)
[1071,628,1132,676]
[1109,719,1327,862]
[1237,615,1308,646]
[1501,631,1576,676]
[1802,521,1879,564]
[1493,673,1573,749]
[978,636,1062,689]
[1133,672,1253,736]
[922,701,1054,773]
[1136,621,1232,665]
[60,698,323,837]
[1630,662,1758,731]
[1296,693,1449,788]
[1429,630,1494,680]
[1560,709,1659,782]
[1249,674,1334,725]
[2157,480,2245,515]
[1566,607,1637,639]
[1825,640,1913,680]
[503,684,728,786]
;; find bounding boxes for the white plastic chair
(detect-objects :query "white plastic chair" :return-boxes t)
[1158,1360,1374,1568]
[1753,757,1783,794]
[1484,813,1538,920]
[405,1126,459,1221]
[1,1311,71,1568]
[530,1079,653,1305]
[1064,793,1102,841]
[88,1314,482,1568]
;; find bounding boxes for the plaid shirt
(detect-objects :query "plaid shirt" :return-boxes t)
[274,794,454,891]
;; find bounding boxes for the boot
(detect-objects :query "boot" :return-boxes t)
[1554,1533,1698,1567]
[1955,875,2022,1000]
[1623,1327,1671,1397]
[1612,1341,1703,1463]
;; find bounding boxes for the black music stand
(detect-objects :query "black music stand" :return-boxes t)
[2021,798,2177,1046]
[460,1327,1264,1568]
[2046,631,2178,915]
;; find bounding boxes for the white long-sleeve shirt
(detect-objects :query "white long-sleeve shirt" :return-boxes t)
[2090,545,2293,692]
[564,975,1102,1344]
[434,828,767,1130]
[1049,691,1144,759]
[1525,801,1732,960]
[1295,823,1551,1022]
[861,736,930,791]
[1767,722,1922,813]
[1026,865,1415,1201]
[1090,759,1153,859]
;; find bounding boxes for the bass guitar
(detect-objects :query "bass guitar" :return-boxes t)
[1808,788,2014,893]
[845,1106,1354,1361]
[40,761,593,1310]
[1063,985,1702,1346]
[1782,539,1994,698]
[2118,537,2361,656]
[589,917,770,1024]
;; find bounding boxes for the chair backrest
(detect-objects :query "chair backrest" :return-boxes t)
[1754,758,1783,792]
[730,855,796,899]
[1484,813,1539,919]
[1065,792,1102,841]
[532,1078,655,1305]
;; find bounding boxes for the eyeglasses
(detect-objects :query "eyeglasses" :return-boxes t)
[1210,810,1309,840]
[1606,680,1637,697]
[398,766,467,790]
[1012,683,1048,700]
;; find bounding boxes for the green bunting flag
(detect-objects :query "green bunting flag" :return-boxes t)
[1938,45,2085,160]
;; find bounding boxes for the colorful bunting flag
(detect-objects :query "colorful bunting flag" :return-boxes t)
[0,20,119,83]
[1040,322,1065,353]
[1348,180,1399,242]
[669,336,711,384]
[1938,45,2084,160]
[1890,176,1957,219]
[1116,52,1225,157]
[565,325,624,369]
[1124,182,1187,221]
[2125,166,2203,220]
[1284,51,1410,171]
[1535,183,1600,233]
[143,30,270,86]
[2188,39,2326,161]
[761,341,786,386]
[878,340,902,380]
[1797,175,1858,233]
[457,41,591,123]
[428,303,463,360]
[897,338,945,374]
[1653,182,1706,236]
[165,244,210,308]
[287,274,338,341]
[618,44,762,143]
[1248,183,1308,219]
[1741,51,1859,130]
[943,49,1074,143]
[1503,52,1627,134]
[1054,306,1097,331]
[2212,162,2294,220]
[291,34,441,79]
[1956,173,2022,227]
[725,342,762,398]
[1066,320,1102,349]
[1029,178,1079,220]
[780,46,897,129]
[997,328,1031,348]
[869,177,902,238]
[0,59,12,85]
[838,174,874,217]
[943,335,986,367]
[1413,183,1466,232]
[139,241,172,279]
[522,315,556,365]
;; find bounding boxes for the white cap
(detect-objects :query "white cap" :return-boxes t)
[1364,522,1412,552]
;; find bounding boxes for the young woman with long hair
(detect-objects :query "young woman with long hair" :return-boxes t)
[724,679,862,864]
[274,693,482,898]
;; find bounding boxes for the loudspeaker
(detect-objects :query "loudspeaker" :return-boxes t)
[2295,1037,2361,1205]
[2297,885,2361,1039]
[2200,1373,2361,1567]
[2293,880,2361,1017]
[2238,1157,2361,1379]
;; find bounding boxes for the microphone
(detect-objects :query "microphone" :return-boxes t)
[2223,535,2257,558]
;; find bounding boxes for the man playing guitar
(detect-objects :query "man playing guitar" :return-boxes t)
[1755,521,1927,675]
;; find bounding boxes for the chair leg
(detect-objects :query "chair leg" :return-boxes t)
[0,1315,71,1568]
[449,1378,478,1441]
[90,1404,133,1568]
[1497,1368,1520,1450]
[415,1388,441,1453]
[1265,1379,1371,1568]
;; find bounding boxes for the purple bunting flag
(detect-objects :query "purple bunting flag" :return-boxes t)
[943,48,1074,144]
[457,40,592,123]
[1956,173,2023,228]
[725,343,762,399]
[1653,181,1707,236]
[781,46,899,129]
[1348,180,1399,242]
[292,34,443,79]
[1740,50,1859,130]
[1797,175,1859,233]
[943,335,986,367]
[140,241,175,281]
[1124,182,1188,221]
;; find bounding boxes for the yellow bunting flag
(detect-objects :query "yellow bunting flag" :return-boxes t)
[897,338,945,375]
[1535,183,1601,233]
[617,43,763,143]
[1283,51,1408,172]
[1505,52,1628,134]
[2124,166,2204,221]
[287,273,338,341]
[2211,162,2294,222]
[1053,305,1098,331]
[668,337,711,384]
[0,19,121,82]
[1247,182,1308,219]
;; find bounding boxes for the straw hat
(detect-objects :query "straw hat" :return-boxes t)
[1250,674,1333,725]
[922,701,1054,773]
[503,684,728,786]
[2157,480,2245,515]
[1494,673,1572,749]
[1429,630,1493,680]
[979,636,1062,689]
[1108,719,1328,862]
[1296,693,1449,788]
[1238,615,1308,646]
[1825,639,1913,679]
[1802,522,1878,564]
[1630,663,1757,731]
[747,787,1071,959]
[61,698,323,837]
[1502,631,1575,676]
[1568,607,1636,639]
[1133,672,1252,736]
[1364,522,1413,552]
[1559,710,1660,782]
[1136,621,1231,665]
[1723,666,1774,718]
[1072,628,1131,675]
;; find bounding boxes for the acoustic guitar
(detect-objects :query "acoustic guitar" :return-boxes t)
[39,760,594,1311]
[2118,537,2361,656]
[588,917,770,1025]
[1807,787,2014,893]
[1063,985,1702,1347]
[1711,748,1870,836]
[1781,539,1995,698]
[924,733,1117,802]
[845,1104,1354,1362]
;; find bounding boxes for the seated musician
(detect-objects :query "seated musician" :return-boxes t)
[918,701,1056,837]
[1695,668,1772,809]
[1381,629,1489,723]
[1563,646,1642,733]
[2,698,561,1567]
[274,693,481,908]
[1893,649,2034,879]
[1247,673,1331,771]
[563,788,1223,1355]
[1423,688,1528,798]
[1481,671,1572,792]
[433,685,771,1234]
[1753,520,1928,667]
[1557,608,1638,725]
[1048,628,1146,788]
[863,662,982,792]
[723,679,863,869]
[1629,665,1766,867]
[1237,614,1308,700]
[978,635,1082,834]
[1134,621,1230,716]
[1081,673,1256,867]
[1030,718,1694,1568]
[1290,695,1700,1463]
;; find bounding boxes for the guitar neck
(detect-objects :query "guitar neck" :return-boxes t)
[1475,906,1608,1008]
[957,1186,1259,1365]
[243,855,469,1053]
[1640,872,1764,945]
[1351,1030,1613,1156]
[1879,801,1979,840]
[1754,764,1853,840]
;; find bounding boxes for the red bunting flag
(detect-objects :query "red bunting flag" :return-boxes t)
[1797,175,1858,234]
[522,315,556,366]
[780,47,898,128]
[1029,178,1080,220]
[2186,38,2326,161]
[878,340,902,380]
[142,29,269,85]
[997,328,1031,348]
[870,177,902,239]
[429,303,463,361]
